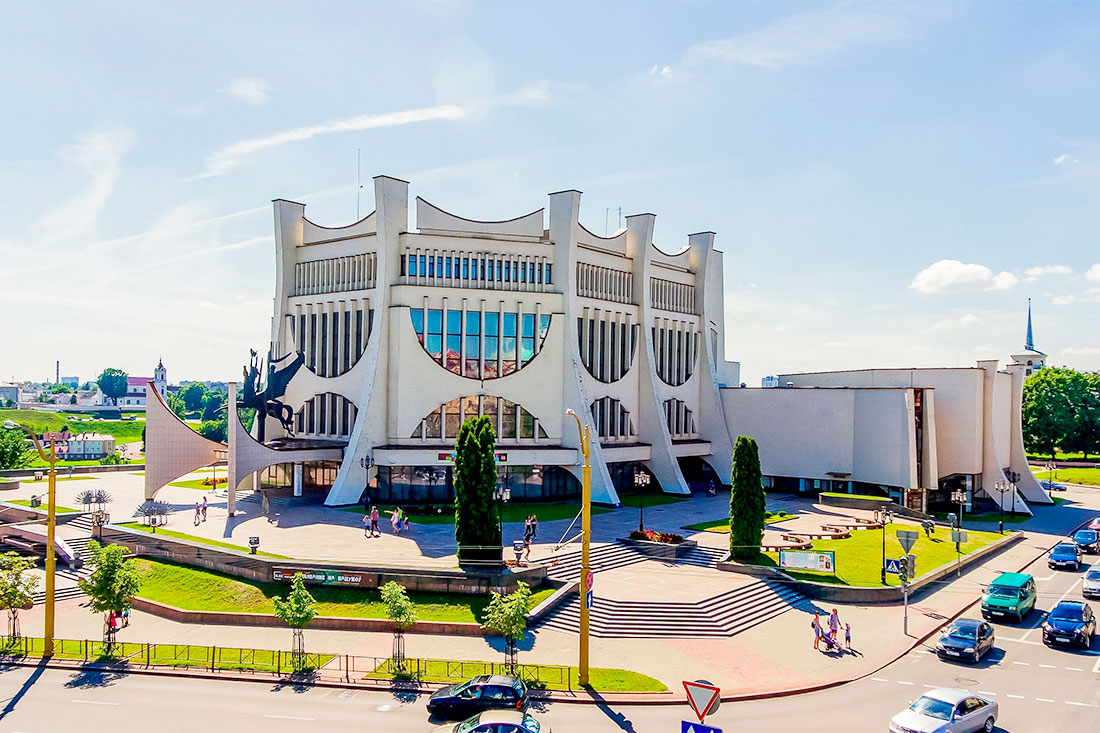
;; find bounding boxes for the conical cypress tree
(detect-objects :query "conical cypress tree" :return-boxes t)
[455,416,500,566]
[729,435,765,560]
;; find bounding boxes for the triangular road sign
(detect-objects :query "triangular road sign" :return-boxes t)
[683,680,721,722]
[896,529,919,554]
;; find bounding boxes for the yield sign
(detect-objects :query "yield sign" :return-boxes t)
[896,529,919,555]
[683,680,721,722]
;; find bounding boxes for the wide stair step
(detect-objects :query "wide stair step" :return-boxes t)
[31,585,87,605]
[544,542,648,581]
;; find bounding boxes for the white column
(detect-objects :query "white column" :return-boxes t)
[293,462,303,497]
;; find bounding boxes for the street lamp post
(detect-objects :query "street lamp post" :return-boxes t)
[493,485,511,546]
[634,470,649,533]
[1045,460,1056,490]
[5,423,58,656]
[565,409,592,688]
[1008,470,1019,517]
[992,481,1009,534]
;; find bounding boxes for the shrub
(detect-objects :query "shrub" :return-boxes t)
[629,529,684,544]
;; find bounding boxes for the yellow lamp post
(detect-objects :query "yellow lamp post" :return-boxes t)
[11,424,59,656]
[564,409,591,687]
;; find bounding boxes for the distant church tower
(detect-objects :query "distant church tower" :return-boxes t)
[1010,299,1046,376]
[154,359,167,398]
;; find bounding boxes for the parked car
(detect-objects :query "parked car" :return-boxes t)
[981,572,1037,622]
[1044,480,1066,491]
[1087,517,1100,532]
[432,711,548,733]
[1049,542,1083,570]
[935,619,995,663]
[1072,529,1100,554]
[1042,601,1096,648]
[426,675,528,720]
[1083,568,1100,599]
[889,688,997,733]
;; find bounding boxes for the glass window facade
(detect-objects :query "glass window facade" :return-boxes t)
[410,394,550,441]
[410,308,552,379]
[374,464,579,503]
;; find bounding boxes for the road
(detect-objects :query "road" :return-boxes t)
[2,512,1099,731]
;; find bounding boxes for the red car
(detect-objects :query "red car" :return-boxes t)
[1088,517,1100,532]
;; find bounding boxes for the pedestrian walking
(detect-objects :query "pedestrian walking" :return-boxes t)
[390,508,402,533]
[362,513,371,537]
[812,612,822,650]
[523,516,533,542]
[844,623,852,650]
[261,491,271,521]
[403,512,411,533]
[194,501,201,526]
[201,495,208,522]
[122,607,130,628]
[524,536,532,561]
[828,608,841,639]
[530,514,538,539]
[370,506,380,537]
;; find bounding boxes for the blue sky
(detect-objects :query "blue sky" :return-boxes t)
[2,1,1098,385]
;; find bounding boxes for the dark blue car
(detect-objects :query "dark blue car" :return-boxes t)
[1049,542,1082,570]
[1043,601,1096,648]
[1073,529,1100,554]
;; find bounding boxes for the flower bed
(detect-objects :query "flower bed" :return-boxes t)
[200,477,228,486]
[628,529,683,544]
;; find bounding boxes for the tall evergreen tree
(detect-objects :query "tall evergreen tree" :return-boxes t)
[729,435,765,561]
[454,416,500,566]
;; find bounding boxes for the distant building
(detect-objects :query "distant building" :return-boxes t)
[0,383,20,406]
[60,376,80,389]
[58,432,115,460]
[96,360,167,408]
[761,375,780,388]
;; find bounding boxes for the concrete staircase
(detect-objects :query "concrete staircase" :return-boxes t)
[545,542,649,581]
[31,514,96,605]
[533,579,806,638]
[673,544,728,569]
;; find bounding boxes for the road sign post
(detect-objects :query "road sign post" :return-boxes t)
[682,722,723,733]
[683,680,721,723]
[951,529,967,576]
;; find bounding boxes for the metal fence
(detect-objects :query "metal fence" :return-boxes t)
[0,637,571,689]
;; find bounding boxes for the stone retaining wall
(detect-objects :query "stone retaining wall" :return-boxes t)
[818,493,932,521]
[0,464,144,478]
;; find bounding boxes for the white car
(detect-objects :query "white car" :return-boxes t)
[889,688,998,733]
[1083,567,1100,600]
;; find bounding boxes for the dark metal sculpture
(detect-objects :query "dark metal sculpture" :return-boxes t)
[238,349,304,442]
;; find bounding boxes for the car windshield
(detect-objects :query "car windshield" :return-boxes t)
[1054,544,1077,554]
[947,623,977,640]
[1086,569,1100,581]
[910,696,953,721]
[455,716,483,733]
[1050,605,1084,622]
[987,585,1020,599]
[522,714,542,733]
[1075,531,1097,541]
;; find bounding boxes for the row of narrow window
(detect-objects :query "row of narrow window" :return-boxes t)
[292,306,373,378]
[653,323,700,387]
[411,395,549,441]
[650,277,696,314]
[400,251,552,290]
[295,393,358,438]
[293,253,377,296]
[577,316,638,383]
[590,396,635,441]
[577,262,632,304]
[664,398,697,437]
[411,308,551,380]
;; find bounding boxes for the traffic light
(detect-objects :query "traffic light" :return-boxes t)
[898,555,909,583]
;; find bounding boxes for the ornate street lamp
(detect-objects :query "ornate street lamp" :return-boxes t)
[635,470,650,532]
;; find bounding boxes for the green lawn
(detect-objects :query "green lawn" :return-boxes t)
[7,499,80,513]
[1,408,147,458]
[26,456,141,468]
[750,522,1003,587]
[365,658,666,692]
[117,523,290,558]
[684,511,798,533]
[168,478,225,491]
[341,501,613,524]
[1027,451,1098,462]
[131,557,556,622]
[820,491,892,502]
[18,474,96,483]
[1033,468,1100,487]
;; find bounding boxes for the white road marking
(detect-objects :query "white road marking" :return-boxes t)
[1066,667,1084,671]
[923,684,938,689]
[1066,701,1090,706]
[1035,698,1055,703]
[1093,654,1100,674]
[376,704,393,711]
[897,681,915,686]
[978,691,996,696]
[1021,577,1083,641]
[871,677,889,682]
[1006,694,1025,699]
[999,638,1042,645]
[72,700,119,706]
[1013,661,1030,665]
[263,715,315,721]
[1039,664,1057,668]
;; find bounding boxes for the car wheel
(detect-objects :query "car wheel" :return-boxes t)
[983,716,995,732]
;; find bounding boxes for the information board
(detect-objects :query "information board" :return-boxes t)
[778,550,835,573]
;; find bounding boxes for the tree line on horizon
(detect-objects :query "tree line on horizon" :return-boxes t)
[1022,366,1100,461]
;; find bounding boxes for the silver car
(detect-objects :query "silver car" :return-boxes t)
[432,710,549,733]
[889,687,998,733]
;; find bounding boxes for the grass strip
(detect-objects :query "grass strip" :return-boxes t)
[364,658,666,692]
[1033,468,1100,487]
[116,522,290,558]
[7,499,81,513]
[684,511,797,533]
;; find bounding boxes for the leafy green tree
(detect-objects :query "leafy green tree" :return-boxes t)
[48,384,73,394]
[96,368,129,406]
[481,581,532,668]
[99,452,123,466]
[166,392,187,418]
[381,580,417,667]
[0,552,38,640]
[1023,367,1078,459]
[454,416,500,567]
[180,382,206,412]
[198,418,227,443]
[0,430,32,471]
[201,390,226,421]
[273,573,317,670]
[69,394,77,405]
[729,435,765,561]
[1062,371,1100,460]
[78,541,141,648]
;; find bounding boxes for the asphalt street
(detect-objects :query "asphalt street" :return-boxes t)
[1,505,1099,731]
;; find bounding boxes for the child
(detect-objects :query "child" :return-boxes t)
[403,512,411,533]
[845,623,852,650]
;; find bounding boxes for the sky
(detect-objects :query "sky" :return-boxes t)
[1,0,1098,386]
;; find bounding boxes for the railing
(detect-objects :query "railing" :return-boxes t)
[0,637,572,689]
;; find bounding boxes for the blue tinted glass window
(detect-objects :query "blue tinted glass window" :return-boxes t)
[484,312,499,336]
[445,257,452,277]
[419,255,426,277]
[529,263,536,282]
[427,256,434,278]
[446,310,462,336]
[520,263,526,283]
[520,337,535,363]
[503,313,517,337]
[521,314,536,339]
[503,337,517,361]
[504,262,511,282]
[484,336,499,360]
[466,311,480,335]
[465,336,480,359]
[462,258,469,279]
[539,314,551,339]
[410,309,424,334]
[426,334,442,358]
[545,264,552,283]
[427,309,442,334]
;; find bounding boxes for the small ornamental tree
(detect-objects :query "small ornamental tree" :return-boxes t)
[96,368,129,406]
[454,416,500,567]
[78,541,141,650]
[272,573,317,670]
[729,435,765,561]
[0,429,32,471]
[380,581,417,668]
[0,552,38,640]
[481,581,532,668]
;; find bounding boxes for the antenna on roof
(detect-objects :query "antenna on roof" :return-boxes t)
[604,206,622,236]
[356,148,362,220]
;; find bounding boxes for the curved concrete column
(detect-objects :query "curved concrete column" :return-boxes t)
[144,382,224,500]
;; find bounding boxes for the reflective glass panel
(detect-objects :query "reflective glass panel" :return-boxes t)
[484,312,499,336]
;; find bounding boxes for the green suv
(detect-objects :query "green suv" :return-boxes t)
[981,572,1037,623]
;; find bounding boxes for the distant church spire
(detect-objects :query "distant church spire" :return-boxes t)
[1025,298,1035,351]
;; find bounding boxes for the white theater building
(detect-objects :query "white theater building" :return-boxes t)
[144,176,1052,518]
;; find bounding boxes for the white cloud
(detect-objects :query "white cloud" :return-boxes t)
[1064,347,1100,356]
[1053,153,1078,166]
[685,5,910,69]
[1023,264,1072,282]
[1052,294,1076,306]
[497,80,581,107]
[824,340,848,348]
[1087,264,1100,283]
[933,313,980,329]
[909,259,1018,294]
[194,104,468,178]
[221,77,271,105]
[649,65,672,78]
